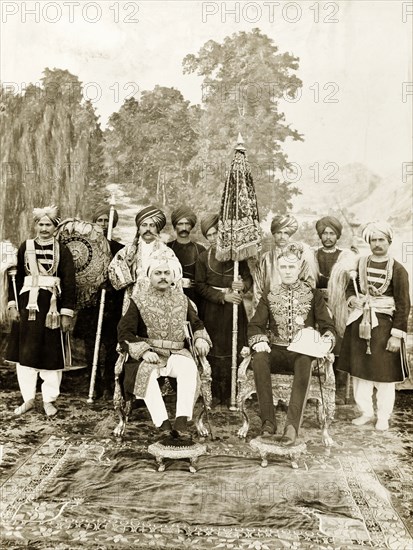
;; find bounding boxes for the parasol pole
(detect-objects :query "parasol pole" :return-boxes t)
[88,194,116,403]
[229,149,242,411]
[230,261,239,411]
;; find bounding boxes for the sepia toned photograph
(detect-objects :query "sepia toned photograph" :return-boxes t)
[1,1,412,548]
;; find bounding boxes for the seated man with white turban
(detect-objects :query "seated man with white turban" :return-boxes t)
[336,222,410,431]
[109,205,176,314]
[168,206,205,308]
[117,248,211,438]
[253,214,318,310]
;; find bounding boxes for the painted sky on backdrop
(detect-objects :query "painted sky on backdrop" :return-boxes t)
[1,0,412,179]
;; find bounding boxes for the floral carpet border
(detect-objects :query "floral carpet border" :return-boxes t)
[1,436,412,549]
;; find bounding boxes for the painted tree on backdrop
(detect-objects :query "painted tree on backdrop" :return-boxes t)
[183,28,303,216]
[104,86,201,206]
[0,68,107,245]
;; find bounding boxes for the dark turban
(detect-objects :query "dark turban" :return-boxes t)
[270,214,298,236]
[92,206,119,228]
[33,205,61,226]
[135,206,166,232]
[201,214,219,238]
[171,206,197,228]
[316,216,342,239]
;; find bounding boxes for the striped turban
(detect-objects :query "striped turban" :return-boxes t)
[92,206,119,228]
[171,206,197,228]
[270,214,298,236]
[146,248,183,282]
[200,214,219,237]
[33,205,61,226]
[362,222,393,244]
[316,216,342,238]
[135,206,166,232]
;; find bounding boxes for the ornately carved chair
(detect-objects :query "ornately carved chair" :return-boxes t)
[237,348,336,447]
[113,352,213,439]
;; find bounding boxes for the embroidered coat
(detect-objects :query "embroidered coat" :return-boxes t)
[337,257,410,382]
[117,285,211,398]
[6,239,76,370]
[248,281,336,349]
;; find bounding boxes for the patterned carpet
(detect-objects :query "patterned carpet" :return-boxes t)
[1,366,413,550]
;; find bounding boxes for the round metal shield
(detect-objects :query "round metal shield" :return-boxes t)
[56,219,112,309]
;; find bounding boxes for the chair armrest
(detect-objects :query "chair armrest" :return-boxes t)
[197,355,212,380]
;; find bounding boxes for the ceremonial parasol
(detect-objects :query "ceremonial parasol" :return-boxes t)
[216,134,262,409]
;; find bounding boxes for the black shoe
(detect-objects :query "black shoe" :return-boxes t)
[159,419,173,433]
[173,416,188,433]
[280,425,297,447]
[261,420,275,436]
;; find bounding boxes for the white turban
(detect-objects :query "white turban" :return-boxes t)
[33,205,61,226]
[146,249,182,282]
[362,222,393,244]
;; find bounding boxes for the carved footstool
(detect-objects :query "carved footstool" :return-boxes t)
[148,439,207,473]
[250,436,307,469]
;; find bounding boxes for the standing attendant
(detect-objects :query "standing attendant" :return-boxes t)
[108,205,174,315]
[195,214,253,405]
[253,214,318,310]
[337,222,410,431]
[168,206,205,308]
[315,216,345,290]
[7,206,76,416]
[73,206,125,398]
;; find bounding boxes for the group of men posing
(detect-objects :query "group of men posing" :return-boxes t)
[6,204,410,445]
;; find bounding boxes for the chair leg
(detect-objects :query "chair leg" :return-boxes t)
[345,373,352,404]
[113,398,132,437]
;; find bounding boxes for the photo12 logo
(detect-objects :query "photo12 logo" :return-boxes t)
[201,2,340,24]
[1,1,140,24]
[1,81,140,106]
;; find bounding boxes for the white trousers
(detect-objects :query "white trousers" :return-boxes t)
[16,364,62,404]
[352,377,395,421]
[144,354,198,427]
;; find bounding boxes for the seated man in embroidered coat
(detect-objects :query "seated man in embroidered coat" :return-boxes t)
[6,206,76,417]
[249,245,336,446]
[336,222,410,431]
[117,249,211,437]
[252,214,318,311]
